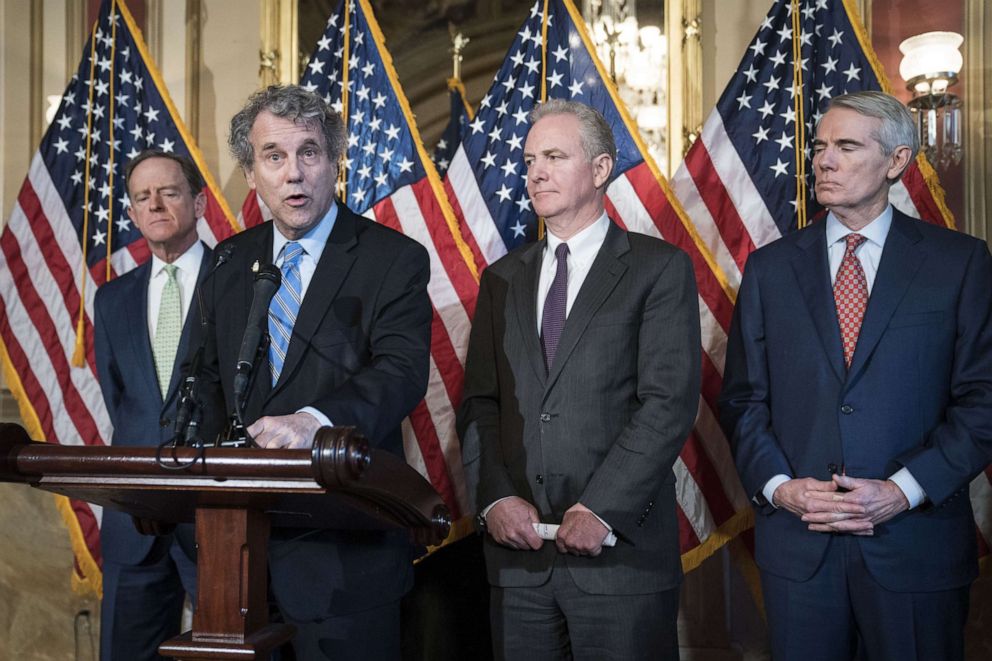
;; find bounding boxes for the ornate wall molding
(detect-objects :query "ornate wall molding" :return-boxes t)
[260,0,298,86]
[964,0,989,242]
[29,1,43,146]
[668,0,702,172]
[186,0,203,140]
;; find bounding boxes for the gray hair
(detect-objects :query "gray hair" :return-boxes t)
[228,84,346,170]
[825,91,919,161]
[530,99,618,165]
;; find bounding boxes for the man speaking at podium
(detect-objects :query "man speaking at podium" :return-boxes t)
[189,84,431,660]
[94,150,208,660]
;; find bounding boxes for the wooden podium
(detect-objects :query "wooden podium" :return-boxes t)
[0,423,450,660]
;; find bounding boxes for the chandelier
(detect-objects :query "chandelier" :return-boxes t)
[899,31,964,169]
[583,0,668,172]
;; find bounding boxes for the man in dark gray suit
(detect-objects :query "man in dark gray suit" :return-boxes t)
[458,99,701,660]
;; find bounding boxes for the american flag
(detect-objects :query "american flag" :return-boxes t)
[432,78,473,176]
[444,0,752,570]
[247,0,480,536]
[0,0,239,592]
[662,0,988,567]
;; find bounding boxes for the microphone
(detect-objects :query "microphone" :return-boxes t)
[232,264,282,404]
[173,243,235,446]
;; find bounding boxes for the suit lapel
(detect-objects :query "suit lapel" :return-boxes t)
[790,221,846,382]
[125,260,162,404]
[243,228,275,415]
[545,223,629,394]
[847,211,924,380]
[271,206,358,396]
[511,240,546,385]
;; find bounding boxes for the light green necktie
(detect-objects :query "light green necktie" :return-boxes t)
[153,264,181,398]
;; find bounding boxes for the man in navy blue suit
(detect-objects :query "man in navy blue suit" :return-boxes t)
[94,150,211,660]
[721,91,992,660]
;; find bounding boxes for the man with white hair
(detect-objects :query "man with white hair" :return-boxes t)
[721,91,992,660]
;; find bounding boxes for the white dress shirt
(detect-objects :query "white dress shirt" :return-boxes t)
[271,205,338,428]
[146,241,204,342]
[536,213,611,332]
[763,206,926,509]
[484,213,615,533]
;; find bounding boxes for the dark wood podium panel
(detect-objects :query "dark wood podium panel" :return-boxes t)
[0,423,451,659]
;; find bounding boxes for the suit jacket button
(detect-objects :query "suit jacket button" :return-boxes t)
[159,417,171,427]
[536,474,544,484]
[840,404,854,415]
[540,413,551,422]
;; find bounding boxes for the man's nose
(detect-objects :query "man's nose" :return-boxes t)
[286,155,303,182]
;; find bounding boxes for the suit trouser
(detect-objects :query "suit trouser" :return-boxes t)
[761,534,969,661]
[490,554,680,661]
[100,536,197,661]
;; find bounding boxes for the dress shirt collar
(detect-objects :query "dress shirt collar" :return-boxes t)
[545,212,610,265]
[149,240,204,279]
[825,205,892,250]
[272,203,338,263]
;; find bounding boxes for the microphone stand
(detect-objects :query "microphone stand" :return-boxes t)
[222,333,269,448]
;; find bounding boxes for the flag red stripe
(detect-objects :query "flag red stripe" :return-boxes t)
[623,164,735,331]
[677,502,702,553]
[680,430,736,526]
[902,164,947,226]
[18,182,102,375]
[0,229,101,445]
[685,142,756,270]
[407,399,462,519]
[0,310,57,441]
[442,178,488,274]
[410,180,480,316]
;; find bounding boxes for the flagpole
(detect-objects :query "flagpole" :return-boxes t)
[339,2,351,194]
[72,16,103,367]
[105,0,119,283]
[537,0,550,240]
[791,0,808,229]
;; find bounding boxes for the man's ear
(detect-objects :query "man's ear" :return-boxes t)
[244,166,257,190]
[886,145,913,182]
[193,191,207,218]
[592,153,614,189]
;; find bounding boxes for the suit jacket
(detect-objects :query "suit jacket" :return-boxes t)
[458,221,701,595]
[191,203,432,619]
[720,209,992,592]
[93,244,211,565]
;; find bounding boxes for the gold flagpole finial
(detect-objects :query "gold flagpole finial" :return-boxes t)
[449,27,469,82]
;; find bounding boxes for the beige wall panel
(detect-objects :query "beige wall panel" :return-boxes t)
[701,0,768,116]
[198,0,262,207]
[1,0,33,222]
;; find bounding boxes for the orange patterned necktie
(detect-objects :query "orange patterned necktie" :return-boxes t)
[833,233,869,368]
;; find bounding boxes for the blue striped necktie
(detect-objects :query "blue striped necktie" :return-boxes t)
[268,241,305,385]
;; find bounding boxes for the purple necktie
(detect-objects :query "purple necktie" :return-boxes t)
[541,242,570,372]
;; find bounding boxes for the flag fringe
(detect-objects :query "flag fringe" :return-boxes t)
[680,507,754,574]
[55,494,103,597]
[729,535,766,621]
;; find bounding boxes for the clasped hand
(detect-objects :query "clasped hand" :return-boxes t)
[773,474,909,536]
